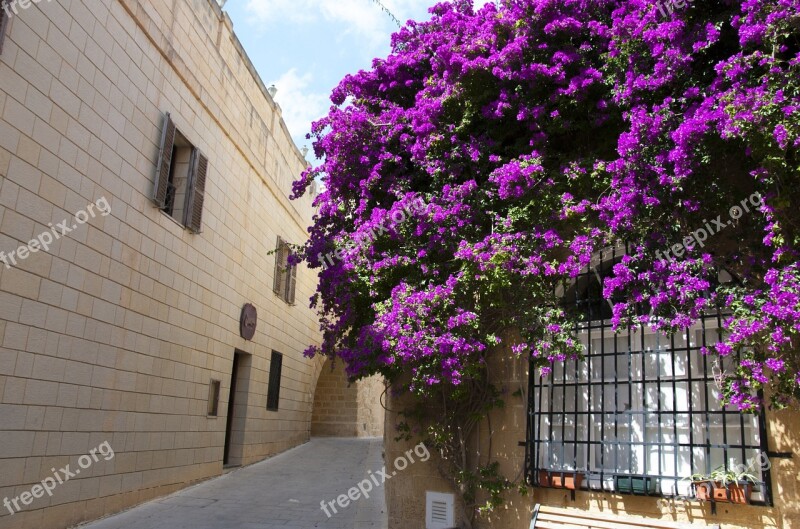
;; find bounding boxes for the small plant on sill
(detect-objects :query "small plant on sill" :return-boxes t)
[688,467,758,504]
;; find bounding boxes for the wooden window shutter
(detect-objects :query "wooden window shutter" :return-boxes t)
[186,150,208,233]
[273,237,288,298]
[153,113,175,208]
[285,259,297,305]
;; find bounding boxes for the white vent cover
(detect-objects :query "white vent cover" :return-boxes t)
[426,491,455,529]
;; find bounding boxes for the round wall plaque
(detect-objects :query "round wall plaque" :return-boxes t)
[240,303,258,341]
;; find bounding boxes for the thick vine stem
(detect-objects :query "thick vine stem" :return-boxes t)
[395,361,524,527]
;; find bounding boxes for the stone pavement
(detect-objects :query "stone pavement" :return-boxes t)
[77,438,388,529]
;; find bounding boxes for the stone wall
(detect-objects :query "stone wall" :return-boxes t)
[357,369,386,438]
[311,359,385,438]
[385,348,800,529]
[0,1,322,527]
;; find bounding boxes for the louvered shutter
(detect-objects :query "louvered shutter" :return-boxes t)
[153,113,175,208]
[186,150,208,233]
[285,259,297,305]
[273,237,287,297]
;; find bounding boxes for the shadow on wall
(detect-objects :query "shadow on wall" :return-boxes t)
[311,359,386,438]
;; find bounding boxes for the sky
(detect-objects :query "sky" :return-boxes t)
[223,0,493,156]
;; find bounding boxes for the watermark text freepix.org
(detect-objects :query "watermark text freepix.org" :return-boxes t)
[656,192,763,266]
[320,442,430,517]
[3,441,115,515]
[654,0,695,19]
[318,197,426,270]
[0,196,111,270]
[1,0,54,18]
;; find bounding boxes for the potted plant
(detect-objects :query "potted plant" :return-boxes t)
[614,474,657,495]
[688,473,714,501]
[689,467,757,504]
[537,470,584,490]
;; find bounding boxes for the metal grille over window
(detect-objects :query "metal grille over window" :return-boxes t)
[525,244,772,505]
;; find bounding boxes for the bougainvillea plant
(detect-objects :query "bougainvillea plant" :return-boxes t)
[291,0,799,514]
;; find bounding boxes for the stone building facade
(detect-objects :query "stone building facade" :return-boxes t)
[0,0,337,527]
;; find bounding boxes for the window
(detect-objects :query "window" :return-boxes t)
[153,112,208,233]
[273,237,297,304]
[266,351,283,411]
[525,245,772,504]
[0,1,9,55]
[207,379,221,417]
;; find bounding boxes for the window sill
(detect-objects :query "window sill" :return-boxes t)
[158,208,190,231]
[273,294,296,306]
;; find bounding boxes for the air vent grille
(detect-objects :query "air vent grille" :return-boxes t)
[425,491,454,529]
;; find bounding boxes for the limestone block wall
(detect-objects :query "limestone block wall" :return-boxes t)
[0,0,323,528]
[357,370,386,438]
[311,359,385,438]
[385,348,800,529]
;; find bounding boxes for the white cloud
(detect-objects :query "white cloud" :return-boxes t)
[245,0,439,44]
[250,0,498,147]
[244,0,312,24]
[271,68,330,144]
[246,0,498,45]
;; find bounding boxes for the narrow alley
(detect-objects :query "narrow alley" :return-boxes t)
[79,439,387,529]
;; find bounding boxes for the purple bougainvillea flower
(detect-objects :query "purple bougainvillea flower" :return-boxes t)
[291,0,800,410]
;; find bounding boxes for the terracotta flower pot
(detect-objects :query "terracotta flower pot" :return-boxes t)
[538,470,584,490]
[693,480,713,501]
[694,480,752,504]
[711,481,753,504]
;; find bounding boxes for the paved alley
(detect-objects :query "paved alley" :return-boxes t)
[77,438,388,529]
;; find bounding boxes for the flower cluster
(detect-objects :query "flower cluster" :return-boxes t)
[293,0,800,408]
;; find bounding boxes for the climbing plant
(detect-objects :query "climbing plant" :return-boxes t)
[292,0,800,517]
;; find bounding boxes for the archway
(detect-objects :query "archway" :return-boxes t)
[311,359,385,437]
